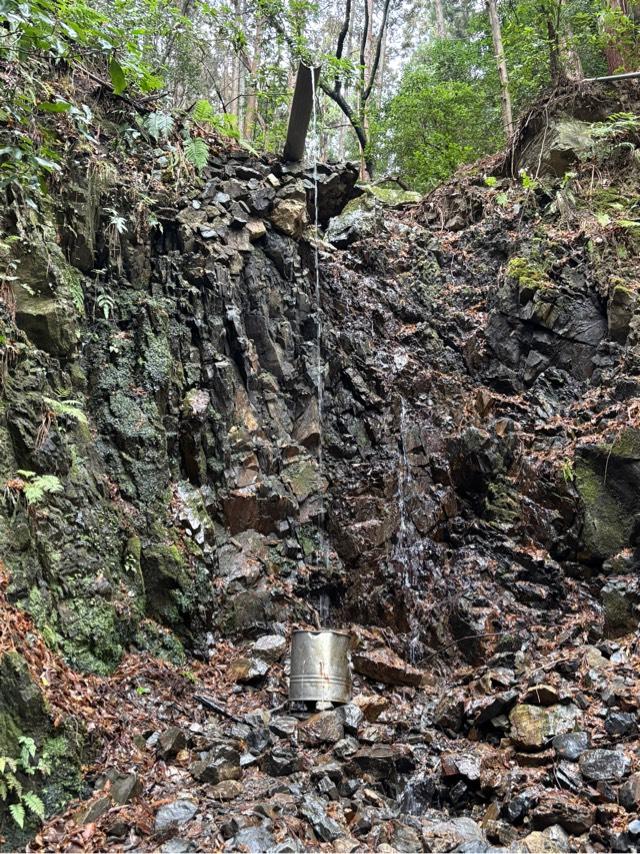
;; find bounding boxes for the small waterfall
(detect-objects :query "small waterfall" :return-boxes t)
[309,67,328,573]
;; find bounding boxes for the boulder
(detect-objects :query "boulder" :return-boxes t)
[299,795,344,842]
[552,731,589,761]
[251,634,287,662]
[270,199,308,237]
[154,799,198,832]
[620,772,640,811]
[575,430,640,562]
[157,726,187,760]
[531,789,596,835]
[350,744,415,779]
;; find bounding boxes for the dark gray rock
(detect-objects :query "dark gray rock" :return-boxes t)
[620,772,640,811]
[299,795,344,842]
[157,726,187,760]
[605,711,637,737]
[337,703,364,735]
[579,748,629,782]
[350,744,416,779]
[154,799,198,832]
[224,827,276,852]
[191,744,241,784]
[261,746,303,776]
[552,731,589,760]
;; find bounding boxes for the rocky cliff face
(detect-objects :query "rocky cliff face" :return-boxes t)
[1,82,640,850]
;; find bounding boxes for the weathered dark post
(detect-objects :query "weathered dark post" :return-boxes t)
[283,63,321,163]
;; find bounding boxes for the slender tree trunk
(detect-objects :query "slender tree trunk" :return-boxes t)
[243,17,262,139]
[486,0,513,138]
[543,1,563,82]
[562,25,583,79]
[604,0,630,72]
[434,0,447,38]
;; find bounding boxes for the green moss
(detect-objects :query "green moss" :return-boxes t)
[506,256,551,291]
[144,333,172,387]
[133,618,186,665]
[604,428,640,459]
[575,455,629,559]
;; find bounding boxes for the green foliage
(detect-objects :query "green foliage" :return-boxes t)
[1,737,49,829]
[184,136,209,171]
[373,38,502,191]
[143,112,175,142]
[96,293,116,320]
[15,471,63,506]
[42,397,88,426]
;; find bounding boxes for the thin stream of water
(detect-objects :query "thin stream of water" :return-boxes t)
[309,67,328,575]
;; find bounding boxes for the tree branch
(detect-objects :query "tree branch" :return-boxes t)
[363,0,392,103]
[334,0,353,95]
[359,0,369,97]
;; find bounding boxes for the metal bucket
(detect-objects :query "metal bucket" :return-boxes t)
[289,630,352,705]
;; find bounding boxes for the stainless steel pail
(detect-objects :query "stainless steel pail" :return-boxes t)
[289,630,352,704]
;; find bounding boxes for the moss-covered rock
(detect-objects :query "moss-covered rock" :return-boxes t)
[575,429,640,562]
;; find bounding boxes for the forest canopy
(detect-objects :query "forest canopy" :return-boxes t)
[1,0,640,193]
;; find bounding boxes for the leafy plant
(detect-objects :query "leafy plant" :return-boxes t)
[96,293,116,320]
[14,471,63,506]
[184,136,209,172]
[143,112,175,141]
[0,737,49,829]
[41,397,88,426]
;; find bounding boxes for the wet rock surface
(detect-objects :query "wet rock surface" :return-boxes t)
[2,84,640,851]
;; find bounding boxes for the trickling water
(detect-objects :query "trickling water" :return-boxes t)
[396,396,415,589]
[317,592,331,626]
[309,67,328,572]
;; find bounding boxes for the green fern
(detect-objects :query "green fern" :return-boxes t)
[184,136,209,172]
[9,802,25,829]
[23,792,45,820]
[1,741,50,828]
[192,99,214,123]
[18,738,36,769]
[16,471,63,506]
[42,397,88,425]
[144,111,174,141]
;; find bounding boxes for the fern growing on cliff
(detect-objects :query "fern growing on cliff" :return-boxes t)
[0,737,48,829]
[14,471,63,506]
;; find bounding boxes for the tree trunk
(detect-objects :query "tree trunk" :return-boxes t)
[562,24,583,79]
[604,0,630,73]
[486,0,513,138]
[543,2,563,82]
[243,17,262,139]
[434,0,447,38]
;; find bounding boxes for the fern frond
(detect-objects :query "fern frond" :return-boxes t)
[42,397,88,425]
[184,136,209,172]
[5,771,22,794]
[23,792,45,820]
[9,802,25,828]
[22,474,63,506]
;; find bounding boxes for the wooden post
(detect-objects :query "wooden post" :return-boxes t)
[283,63,321,162]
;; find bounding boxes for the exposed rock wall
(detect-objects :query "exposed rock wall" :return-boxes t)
[1,84,640,683]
